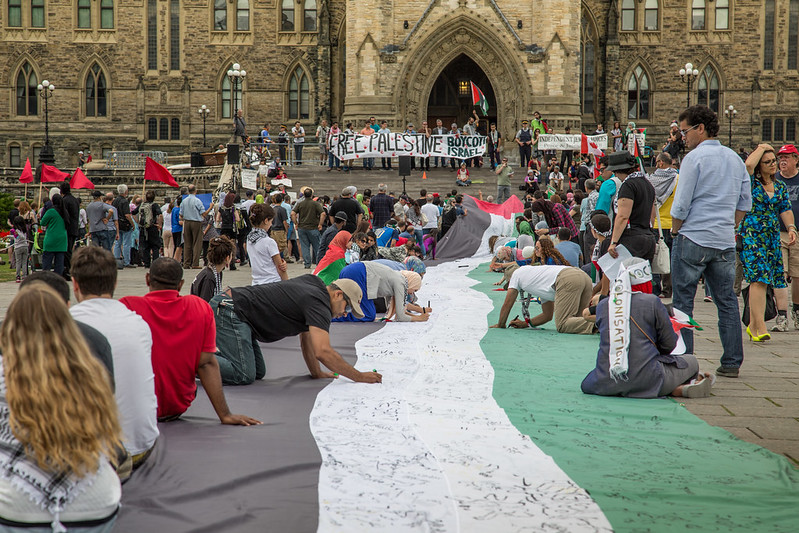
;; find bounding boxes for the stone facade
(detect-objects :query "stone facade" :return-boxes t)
[0,0,794,170]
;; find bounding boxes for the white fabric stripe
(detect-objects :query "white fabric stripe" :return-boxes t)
[312,258,612,532]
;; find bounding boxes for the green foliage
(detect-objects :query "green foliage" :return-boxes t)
[0,192,15,230]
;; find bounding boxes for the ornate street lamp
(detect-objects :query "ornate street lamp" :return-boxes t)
[724,104,737,147]
[198,104,210,147]
[678,63,699,109]
[37,79,55,165]
[226,63,246,117]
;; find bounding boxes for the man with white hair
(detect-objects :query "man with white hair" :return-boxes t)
[113,184,136,268]
[369,183,394,228]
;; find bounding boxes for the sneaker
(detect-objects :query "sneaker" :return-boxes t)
[285,257,294,263]
[716,365,740,378]
[15,275,20,283]
[681,375,714,398]
[793,309,799,330]
[703,295,713,303]
[772,314,789,332]
[304,265,312,269]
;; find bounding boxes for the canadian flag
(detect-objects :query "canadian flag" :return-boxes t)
[581,133,605,158]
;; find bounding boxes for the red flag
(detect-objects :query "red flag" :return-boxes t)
[144,157,179,187]
[40,164,70,183]
[19,158,33,184]
[70,168,95,189]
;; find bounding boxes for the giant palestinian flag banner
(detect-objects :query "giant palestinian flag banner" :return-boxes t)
[116,194,799,532]
[329,132,486,161]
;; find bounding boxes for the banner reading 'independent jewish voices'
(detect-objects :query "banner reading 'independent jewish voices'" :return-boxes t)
[329,133,486,160]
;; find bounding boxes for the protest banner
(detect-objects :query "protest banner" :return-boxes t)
[329,133,486,160]
[537,134,608,151]
[241,168,258,190]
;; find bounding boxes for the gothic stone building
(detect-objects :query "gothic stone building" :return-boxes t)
[1,0,796,168]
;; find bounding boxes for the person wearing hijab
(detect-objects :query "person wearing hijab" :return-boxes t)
[313,230,352,284]
[334,261,430,322]
[255,194,265,204]
[581,258,715,398]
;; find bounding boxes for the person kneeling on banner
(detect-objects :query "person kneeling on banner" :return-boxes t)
[580,257,715,398]
[490,264,595,334]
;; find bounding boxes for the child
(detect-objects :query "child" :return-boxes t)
[247,203,288,285]
[423,228,438,260]
[191,235,235,302]
[10,216,29,282]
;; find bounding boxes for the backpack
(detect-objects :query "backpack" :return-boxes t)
[235,207,250,233]
[140,202,154,229]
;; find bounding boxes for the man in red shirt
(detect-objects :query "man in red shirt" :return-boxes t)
[121,257,260,426]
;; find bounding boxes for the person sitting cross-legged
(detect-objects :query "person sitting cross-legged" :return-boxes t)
[120,257,261,425]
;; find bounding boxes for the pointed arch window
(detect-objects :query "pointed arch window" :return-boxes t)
[621,0,635,31]
[627,66,649,120]
[303,0,316,31]
[236,0,249,31]
[288,67,309,119]
[644,0,658,30]
[580,11,597,116]
[281,0,294,31]
[697,66,719,113]
[221,67,243,119]
[86,64,107,117]
[16,62,38,116]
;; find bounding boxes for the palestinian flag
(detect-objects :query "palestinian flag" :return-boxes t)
[313,231,351,284]
[436,195,525,259]
[470,81,488,116]
[115,197,799,532]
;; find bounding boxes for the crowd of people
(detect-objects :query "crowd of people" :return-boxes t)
[2,103,798,529]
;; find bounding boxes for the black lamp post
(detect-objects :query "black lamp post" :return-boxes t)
[198,104,210,147]
[724,104,737,147]
[679,62,699,109]
[226,63,246,120]
[37,79,55,165]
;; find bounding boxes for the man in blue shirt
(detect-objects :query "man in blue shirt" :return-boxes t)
[179,184,207,269]
[375,220,399,247]
[671,105,752,378]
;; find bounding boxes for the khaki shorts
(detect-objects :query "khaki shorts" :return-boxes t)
[781,232,799,278]
[272,230,287,254]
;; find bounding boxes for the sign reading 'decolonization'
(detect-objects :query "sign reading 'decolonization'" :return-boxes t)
[329,133,486,160]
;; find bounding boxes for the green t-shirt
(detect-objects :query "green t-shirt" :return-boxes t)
[497,166,513,187]
[293,198,325,230]
[40,208,68,252]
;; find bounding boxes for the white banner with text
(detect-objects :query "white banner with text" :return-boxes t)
[537,134,609,151]
[329,133,486,160]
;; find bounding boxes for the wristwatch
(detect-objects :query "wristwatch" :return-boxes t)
[610,241,619,246]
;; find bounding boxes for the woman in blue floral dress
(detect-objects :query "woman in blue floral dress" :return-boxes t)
[742,144,798,340]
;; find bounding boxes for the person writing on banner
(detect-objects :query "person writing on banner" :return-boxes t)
[581,257,715,399]
[604,150,657,262]
[490,264,595,334]
[212,275,383,384]
[741,144,797,339]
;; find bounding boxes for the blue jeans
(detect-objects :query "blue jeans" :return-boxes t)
[671,234,743,369]
[114,229,134,266]
[92,230,116,252]
[328,152,340,169]
[496,185,511,203]
[294,143,304,164]
[210,295,265,385]
[42,251,65,275]
[298,228,321,267]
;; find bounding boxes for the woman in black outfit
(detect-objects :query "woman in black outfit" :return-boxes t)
[215,192,239,270]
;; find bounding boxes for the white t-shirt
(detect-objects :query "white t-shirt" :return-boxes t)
[250,234,281,285]
[241,199,256,214]
[508,265,570,302]
[421,203,439,230]
[70,299,159,456]
[292,126,305,143]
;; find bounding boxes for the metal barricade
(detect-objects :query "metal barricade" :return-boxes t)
[108,151,168,170]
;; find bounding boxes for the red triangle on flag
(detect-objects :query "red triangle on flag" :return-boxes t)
[40,164,70,183]
[19,158,33,184]
[144,157,179,187]
[70,168,95,189]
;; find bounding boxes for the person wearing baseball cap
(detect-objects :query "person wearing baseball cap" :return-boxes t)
[213,275,381,384]
[772,144,799,330]
[318,211,348,259]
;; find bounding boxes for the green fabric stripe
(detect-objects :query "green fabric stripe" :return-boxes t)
[469,265,799,533]
[316,259,346,285]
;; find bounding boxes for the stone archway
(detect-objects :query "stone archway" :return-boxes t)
[396,15,528,137]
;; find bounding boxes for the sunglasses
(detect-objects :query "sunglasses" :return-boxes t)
[761,158,777,165]
[342,292,353,315]
[679,123,700,136]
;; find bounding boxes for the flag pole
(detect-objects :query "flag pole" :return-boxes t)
[37,182,43,207]
[24,183,28,199]
[142,176,147,199]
